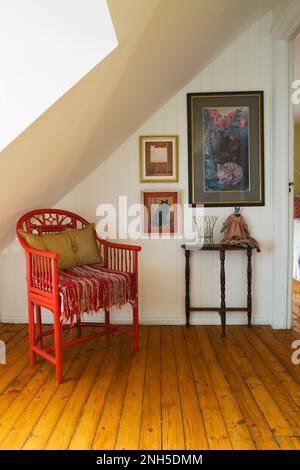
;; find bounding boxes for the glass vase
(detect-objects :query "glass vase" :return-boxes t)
[193,215,218,246]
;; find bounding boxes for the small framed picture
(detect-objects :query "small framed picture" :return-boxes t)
[142,190,179,234]
[140,136,178,182]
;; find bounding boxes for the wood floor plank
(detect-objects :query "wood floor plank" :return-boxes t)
[254,327,300,384]
[44,335,110,450]
[271,329,300,351]
[2,329,28,356]
[0,364,39,418]
[91,334,133,450]
[277,437,300,450]
[219,328,294,438]
[0,324,13,335]
[5,328,28,354]
[0,341,34,394]
[0,334,86,450]
[0,365,54,445]
[0,326,85,447]
[0,324,20,330]
[206,327,278,450]
[246,328,300,406]
[0,324,299,451]
[195,327,255,450]
[0,325,27,345]
[22,329,98,450]
[0,339,55,419]
[139,326,162,450]
[184,327,232,450]
[0,326,89,421]
[0,328,30,397]
[161,327,185,450]
[115,327,149,450]
[231,328,300,436]
[172,326,208,450]
[68,335,120,450]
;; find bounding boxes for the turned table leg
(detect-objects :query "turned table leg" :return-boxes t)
[185,250,190,327]
[220,249,226,337]
[247,248,252,327]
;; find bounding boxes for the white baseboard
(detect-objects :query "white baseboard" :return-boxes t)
[0,311,270,326]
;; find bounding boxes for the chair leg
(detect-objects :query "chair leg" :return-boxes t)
[53,307,63,384]
[76,314,82,338]
[28,300,36,366]
[133,300,139,353]
[36,305,43,349]
[105,308,110,340]
[105,308,110,325]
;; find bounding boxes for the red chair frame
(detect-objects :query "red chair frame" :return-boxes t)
[16,209,141,384]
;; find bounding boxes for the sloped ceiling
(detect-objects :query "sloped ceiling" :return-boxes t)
[0,0,118,151]
[0,0,275,248]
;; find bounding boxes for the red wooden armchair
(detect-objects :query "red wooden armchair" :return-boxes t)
[16,209,141,383]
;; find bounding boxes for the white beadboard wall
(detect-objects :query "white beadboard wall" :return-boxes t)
[0,13,273,325]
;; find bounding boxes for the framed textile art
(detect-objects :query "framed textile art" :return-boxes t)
[142,190,179,234]
[140,136,178,182]
[187,91,265,206]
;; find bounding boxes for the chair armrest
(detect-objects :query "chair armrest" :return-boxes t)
[20,243,60,295]
[17,234,61,260]
[96,237,141,273]
[23,245,61,260]
[97,237,141,252]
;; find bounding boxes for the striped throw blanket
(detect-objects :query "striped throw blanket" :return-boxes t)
[58,264,137,325]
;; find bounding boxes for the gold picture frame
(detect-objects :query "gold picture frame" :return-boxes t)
[140,135,179,183]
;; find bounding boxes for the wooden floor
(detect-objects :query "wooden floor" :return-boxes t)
[0,324,300,450]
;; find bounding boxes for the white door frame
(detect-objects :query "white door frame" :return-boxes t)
[271,1,300,328]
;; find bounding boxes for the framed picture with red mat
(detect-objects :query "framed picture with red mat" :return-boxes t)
[142,190,179,235]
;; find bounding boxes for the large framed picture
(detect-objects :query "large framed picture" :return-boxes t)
[187,91,264,206]
[142,190,179,234]
[140,136,178,182]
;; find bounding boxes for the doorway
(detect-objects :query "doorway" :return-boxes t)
[292,30,300,334]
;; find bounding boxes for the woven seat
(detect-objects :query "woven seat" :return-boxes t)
[58,264,137,324]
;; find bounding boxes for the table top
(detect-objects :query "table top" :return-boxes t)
[181,243,260,252]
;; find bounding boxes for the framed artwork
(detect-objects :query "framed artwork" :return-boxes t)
[140,135,178,182]
[187,91,265,206]
[142,190,179,234]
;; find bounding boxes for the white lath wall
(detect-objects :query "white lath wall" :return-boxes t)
[0,13,274,325]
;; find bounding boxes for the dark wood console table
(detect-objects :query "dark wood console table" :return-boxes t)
[181,244,260,337]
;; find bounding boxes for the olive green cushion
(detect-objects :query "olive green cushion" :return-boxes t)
[42,232,76,269]
[18,230,46,252]
[68,224,102,266]
[18,230,76,270]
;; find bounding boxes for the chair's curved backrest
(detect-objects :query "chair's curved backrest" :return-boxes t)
[16,209,90,238]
